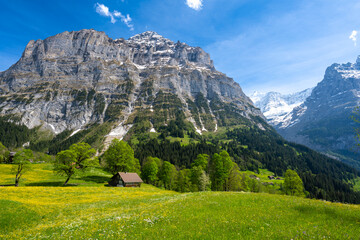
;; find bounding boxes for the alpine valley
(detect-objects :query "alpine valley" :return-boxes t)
[252,57,360,170]
[0,29,360,203]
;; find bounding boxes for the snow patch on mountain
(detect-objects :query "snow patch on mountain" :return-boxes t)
[334,57,360,78]
[250,88,313,127]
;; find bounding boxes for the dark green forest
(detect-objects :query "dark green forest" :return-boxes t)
[0,117,35,148]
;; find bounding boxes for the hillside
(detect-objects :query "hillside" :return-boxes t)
[133,126,360,203]
[0,164,359,239]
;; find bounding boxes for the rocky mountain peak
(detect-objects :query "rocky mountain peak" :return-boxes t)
[127,30,213,69]
[0,29,263,144]
[128,31,167,42]
[22,29,108,59]
[127,31,173,48]
[274,56,360,167]
[331,57,360,79]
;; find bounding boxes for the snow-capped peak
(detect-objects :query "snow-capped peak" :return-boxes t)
[333,55,360,79]
[250,91,266,104]
[128,31,173,45]
[129,31,161,39]
[250,88,313,127]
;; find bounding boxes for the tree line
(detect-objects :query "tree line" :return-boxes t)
[133,127,360,204]
[1,140,304,197]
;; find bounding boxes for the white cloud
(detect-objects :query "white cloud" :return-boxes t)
[95,3,110,16]
[186,0,203,11]
[113,10,134,30]
[95,3,134,30]
[349,30,358,46]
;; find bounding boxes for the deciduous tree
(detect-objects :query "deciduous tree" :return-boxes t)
[103,139,140,174]
[12,149,33,186]
[228,163,249,192]
[176,169,192,192]
[54,142,97,185]
[191,165,210,191]
[192,154,209,171]
[141,157,159,185]
[284,169,304,196]
[69,142,97,169]
[210,150,234,191]
[159,161,177,190]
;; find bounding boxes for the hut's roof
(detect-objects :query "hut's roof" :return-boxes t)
[118,172,143,183]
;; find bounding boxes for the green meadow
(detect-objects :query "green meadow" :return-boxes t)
[0,164,360,239]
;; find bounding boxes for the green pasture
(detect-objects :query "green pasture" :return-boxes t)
[0,164,359,239]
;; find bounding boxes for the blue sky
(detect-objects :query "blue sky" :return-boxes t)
[0,0,359,94]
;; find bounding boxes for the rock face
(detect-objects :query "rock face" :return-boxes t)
[250,88,313,128]
[0,29,263,146]
[275,56,360,168]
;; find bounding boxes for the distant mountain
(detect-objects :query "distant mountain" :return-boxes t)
[269,56,360,169]
[250,88,313,128]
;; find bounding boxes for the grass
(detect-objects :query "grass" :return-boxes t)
[166,134,199,146]
[242,168,284,184]
[0,164,360,239]
[202,125,247,140]
[129,132,160,145]
[0,164,112,187]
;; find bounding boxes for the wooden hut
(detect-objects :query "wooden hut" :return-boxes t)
[108,172,143,187]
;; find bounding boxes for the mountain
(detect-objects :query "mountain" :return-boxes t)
[274,56,360,169]
[0,29,359,203]
[0,29,265,150]
[250,88,313,128]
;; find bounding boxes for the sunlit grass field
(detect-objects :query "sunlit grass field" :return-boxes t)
[0,163,112,187]
[1,164,360,239]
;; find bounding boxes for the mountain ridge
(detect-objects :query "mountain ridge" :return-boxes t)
[0,29,264,149]
[259,56,360,169]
